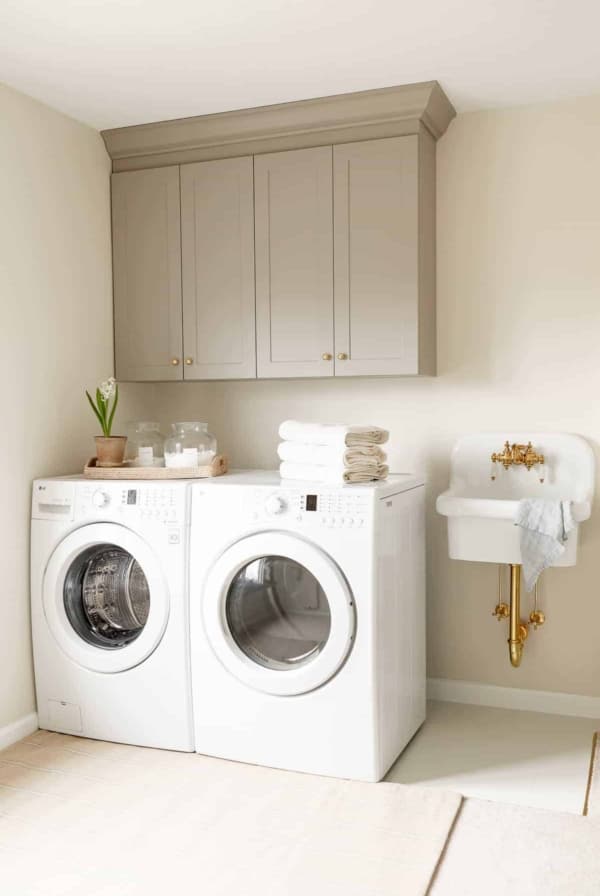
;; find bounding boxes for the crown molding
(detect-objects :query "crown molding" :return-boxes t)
[102,81,455,172]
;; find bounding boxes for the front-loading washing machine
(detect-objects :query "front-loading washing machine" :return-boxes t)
[190,471,425,781]
[31,477,194,751]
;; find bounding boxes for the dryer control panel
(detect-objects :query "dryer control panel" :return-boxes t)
[246,488,371,529]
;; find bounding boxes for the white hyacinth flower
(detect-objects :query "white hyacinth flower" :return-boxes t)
[99,377,116,401]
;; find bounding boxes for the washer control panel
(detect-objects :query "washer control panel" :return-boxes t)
[247,488,371,528]
[76,483,183,524]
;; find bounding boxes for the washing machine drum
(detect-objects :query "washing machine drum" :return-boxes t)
[64,544,150,649]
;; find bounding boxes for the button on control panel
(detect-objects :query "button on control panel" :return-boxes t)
[132,487,178,522]
[305,490,369,527]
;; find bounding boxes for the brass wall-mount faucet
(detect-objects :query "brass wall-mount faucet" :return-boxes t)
[491,440,545,481]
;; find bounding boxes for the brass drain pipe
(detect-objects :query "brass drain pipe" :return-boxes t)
[508,564,528,668]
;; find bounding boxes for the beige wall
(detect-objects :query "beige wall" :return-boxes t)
[153,93,600,697]
[0,83,150,729]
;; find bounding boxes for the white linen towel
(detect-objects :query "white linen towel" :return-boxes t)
[514,499,574,591]
[277,441,387,466]
[278,420,389,447]
[280,461,389,484]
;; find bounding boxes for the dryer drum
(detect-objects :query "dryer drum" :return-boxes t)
[64,544,150,649]
[225,555,331,671]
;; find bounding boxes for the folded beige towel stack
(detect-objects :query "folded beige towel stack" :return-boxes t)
[277,420,389,484]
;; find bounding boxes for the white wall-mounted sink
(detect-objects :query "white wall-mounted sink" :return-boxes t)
[436,432,595,566]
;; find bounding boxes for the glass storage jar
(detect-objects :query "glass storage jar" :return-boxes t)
[164,422,217,469]
[127,422,165,467]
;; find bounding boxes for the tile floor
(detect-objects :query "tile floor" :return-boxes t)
[386,700,599,814]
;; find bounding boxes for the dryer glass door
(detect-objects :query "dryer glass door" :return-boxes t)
[203,532,356,696]
[226,556,331,671]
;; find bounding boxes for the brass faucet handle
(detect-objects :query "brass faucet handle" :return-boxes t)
[493,602,509,621]
[523,444,545,470]
[529,610,546,629]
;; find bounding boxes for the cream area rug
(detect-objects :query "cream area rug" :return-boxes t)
[0,730,461,896]
[429,797,600,896]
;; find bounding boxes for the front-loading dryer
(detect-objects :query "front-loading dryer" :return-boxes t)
[190,471,425,781]
[31,477,194,751]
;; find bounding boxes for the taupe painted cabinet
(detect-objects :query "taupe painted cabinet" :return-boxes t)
[112,134,437,381]
[255,136,435,378]
[181,157,256,379]
[112,167,183,382]
[333,135,435,376]
[107,82,454,381]
[255,147,334,378]
[112,158,256,381]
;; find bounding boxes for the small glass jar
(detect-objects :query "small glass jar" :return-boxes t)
[164,422,217,469]
[127,422,165,467]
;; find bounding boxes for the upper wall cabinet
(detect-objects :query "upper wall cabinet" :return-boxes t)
[255,147,334,378]
[333,134,435,376]
[112,167,183,381]
[181,157,256,379]
[105,82,455,381]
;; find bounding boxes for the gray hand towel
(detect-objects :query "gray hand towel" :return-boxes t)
[514,499,574,591]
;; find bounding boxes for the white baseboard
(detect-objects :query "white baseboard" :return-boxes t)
[0,712,39,751]
[428,678,600,720]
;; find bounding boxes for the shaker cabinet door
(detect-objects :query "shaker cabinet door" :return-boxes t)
[112,167,183,381]
[333,136,427,376]
[181,157,256,380]
[255,146,334,378]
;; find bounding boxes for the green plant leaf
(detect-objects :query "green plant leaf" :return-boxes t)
[107,383,119,437]
[86,391,105,432]
[96,387,108,435]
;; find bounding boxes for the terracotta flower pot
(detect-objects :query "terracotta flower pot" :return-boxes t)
[95,436,127,467]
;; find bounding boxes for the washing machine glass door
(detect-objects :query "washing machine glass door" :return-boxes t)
[203,532,356,695]
[43,523,169,673]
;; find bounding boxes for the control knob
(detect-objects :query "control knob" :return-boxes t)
[92,490,110,508]
[265,495,286,515]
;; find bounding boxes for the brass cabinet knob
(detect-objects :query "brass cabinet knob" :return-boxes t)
[185,358,193,366]
[337,352,348,361]
[171,358,180,366]
[322,353,332,361]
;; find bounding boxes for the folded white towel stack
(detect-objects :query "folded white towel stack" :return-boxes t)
[277,420,389,484]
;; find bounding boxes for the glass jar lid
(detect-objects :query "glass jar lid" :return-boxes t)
[171,421,209,431]
[133,421,161,431]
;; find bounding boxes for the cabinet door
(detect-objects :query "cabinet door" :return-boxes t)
[255,146,334,378]
[181,157,256,380]
[112,167,183,381]
[334,136,424,376]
